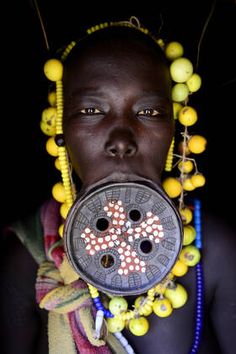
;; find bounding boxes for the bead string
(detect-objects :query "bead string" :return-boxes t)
[114,332,135,354]
[189,199,204,354]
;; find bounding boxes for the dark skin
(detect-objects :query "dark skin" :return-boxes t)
[1,28,236,354]
[63,32,174,188]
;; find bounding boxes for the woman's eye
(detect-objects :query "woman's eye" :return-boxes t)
[137,108,161,117]
[80,107,102,115]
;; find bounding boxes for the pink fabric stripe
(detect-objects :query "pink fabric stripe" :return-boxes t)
[68,312,111,354]
[40,199,61,258]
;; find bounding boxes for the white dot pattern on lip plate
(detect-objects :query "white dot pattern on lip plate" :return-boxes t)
[82,200,165,275]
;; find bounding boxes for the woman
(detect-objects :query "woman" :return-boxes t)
[1,19,236,354]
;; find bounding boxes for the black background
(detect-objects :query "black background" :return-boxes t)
[1,0,236,229]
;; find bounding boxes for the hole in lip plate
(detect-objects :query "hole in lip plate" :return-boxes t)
[128,209,142,222]
[100,254,115,268]
[96,217,110,231]
[139,239,153,254]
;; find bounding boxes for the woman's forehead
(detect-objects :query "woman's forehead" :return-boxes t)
[63,34,171,96]
[65,26,167,69]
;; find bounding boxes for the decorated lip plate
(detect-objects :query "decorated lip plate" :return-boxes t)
[64,181,183,295]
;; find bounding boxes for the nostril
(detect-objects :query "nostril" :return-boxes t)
[126,146,136,156]
[106,143,137,157]
[109,147,117,156]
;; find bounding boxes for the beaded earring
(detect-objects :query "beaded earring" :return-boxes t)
[42,42,77,237]
[40,19,205,347]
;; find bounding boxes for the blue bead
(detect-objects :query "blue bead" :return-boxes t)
[104,309,113,317]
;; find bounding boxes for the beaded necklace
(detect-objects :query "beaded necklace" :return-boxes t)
[40,18,206,353]
[190,199,204,354]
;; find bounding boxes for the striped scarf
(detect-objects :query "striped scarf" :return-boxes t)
[35,199,114,354]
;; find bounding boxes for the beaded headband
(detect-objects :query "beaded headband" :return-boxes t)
[40,17,206,338]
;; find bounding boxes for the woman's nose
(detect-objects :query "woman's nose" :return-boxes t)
[105,128,138,158]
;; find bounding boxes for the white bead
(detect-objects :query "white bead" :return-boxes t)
[94,310,104,339]
[114,332,136,354]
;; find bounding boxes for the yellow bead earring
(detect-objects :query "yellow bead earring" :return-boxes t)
[42,47,77,236]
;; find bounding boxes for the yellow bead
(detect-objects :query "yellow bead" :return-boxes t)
[188,135,207,154]
[183,225,196,245]
[167,272,175,280]
[157,38,165,49]
[155,284,166,295]
[48,91,57,107]
[153,297,173,317]
[109,297,128,315]
[172,259,188,276]
[134,296,145,308]
[46,137,59,157]
[179,245,201,266]
[40,107,57,136]
[178,106,198,126]
[162,177,182,198]
[183,177,195,191]
[165,41,184,61]
[54,158,61,170]
[60,203,71,219]
[186,73,202,92]
[191,173,206,187]
[88,284,99,298]
[134,296,153,316]
[40,121,54,137]
[147,288,155,296]
[58,224,64,237]
[170,58,193,83]
[122,311,134,321]
[178,160,194,173]
[164,283,188,309]
[52,182,66,203]
[179,207,193,225]
[129,317,149,336]
[107,316,126,333]
[173,102,183,119]
[44,59,63,81]
[172,83,189,102]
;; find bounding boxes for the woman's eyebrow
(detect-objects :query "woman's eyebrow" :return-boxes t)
[137,91,171,103]
[68,88,108,99]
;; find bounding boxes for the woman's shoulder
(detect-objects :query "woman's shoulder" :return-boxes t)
[1,199,50,266]
[201,209,236,296]
[202,210,236,257]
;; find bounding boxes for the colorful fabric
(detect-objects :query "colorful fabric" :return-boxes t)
[9,198,127,353]
[35,199,115,354]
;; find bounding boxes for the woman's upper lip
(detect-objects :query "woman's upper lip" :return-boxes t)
[79,171,160,198]
[102,172,138,183]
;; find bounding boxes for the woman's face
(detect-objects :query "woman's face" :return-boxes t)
[63,34,174,190]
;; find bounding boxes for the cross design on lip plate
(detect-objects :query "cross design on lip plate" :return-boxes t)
[81,200,165,276]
